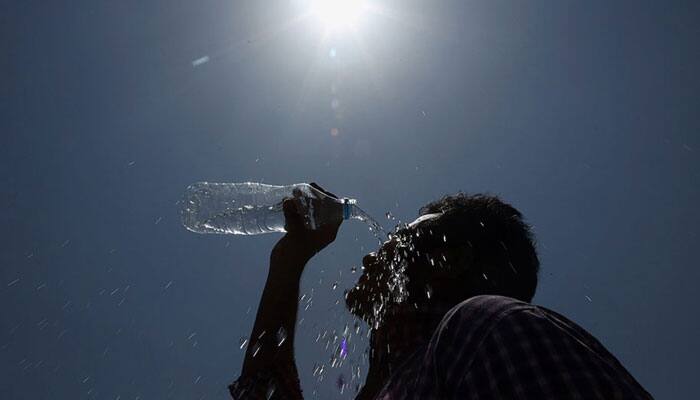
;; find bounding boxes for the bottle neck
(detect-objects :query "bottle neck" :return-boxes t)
[341,198,357,220]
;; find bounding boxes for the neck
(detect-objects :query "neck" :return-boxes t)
[357,301,452,399]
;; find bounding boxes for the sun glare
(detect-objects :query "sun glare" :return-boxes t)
[311,0,367,31]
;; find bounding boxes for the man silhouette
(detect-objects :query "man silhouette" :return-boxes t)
[230,185,652,399]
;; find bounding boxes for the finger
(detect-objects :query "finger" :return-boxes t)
[283,198,305,232]
[309,182,339,199]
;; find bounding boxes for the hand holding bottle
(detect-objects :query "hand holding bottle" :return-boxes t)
[278,182,343,259]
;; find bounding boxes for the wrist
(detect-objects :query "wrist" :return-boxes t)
[270,235,316,274]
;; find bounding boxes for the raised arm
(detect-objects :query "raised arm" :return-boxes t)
[229,184,342,399]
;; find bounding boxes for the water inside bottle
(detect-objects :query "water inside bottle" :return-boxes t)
[197,203,284,235]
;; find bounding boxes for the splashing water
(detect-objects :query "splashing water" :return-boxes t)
[350,204,387,243]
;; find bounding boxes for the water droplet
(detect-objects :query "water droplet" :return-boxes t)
[385,212,395,220]
[239,337,248,349]
[330,355,338,368]
[508,262,518,274]
[191,56,210,67]
[266,385,276,399]
[337,374,346,393]
[332,282,338,290]
[277,327,287,346]
[350,266,357,273]
[251,342,261,357]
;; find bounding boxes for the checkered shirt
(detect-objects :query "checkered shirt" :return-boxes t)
[230,295,653,399]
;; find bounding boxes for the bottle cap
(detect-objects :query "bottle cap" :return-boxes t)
[342,198,352,220]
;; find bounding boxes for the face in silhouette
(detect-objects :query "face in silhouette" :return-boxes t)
[345,213,450,325]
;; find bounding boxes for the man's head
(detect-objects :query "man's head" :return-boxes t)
[345,193,539,325]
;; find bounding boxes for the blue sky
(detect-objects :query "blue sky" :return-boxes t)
[2,1,699,398]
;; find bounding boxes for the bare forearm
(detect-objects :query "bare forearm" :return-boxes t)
[241,236,313,377]
[230,186,342,399]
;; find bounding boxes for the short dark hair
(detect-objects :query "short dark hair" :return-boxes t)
[413,193,539,302]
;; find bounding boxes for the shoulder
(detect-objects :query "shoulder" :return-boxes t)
[447,294,532,316]
[437,295,534,334]
[427,296,535,365]
[432,295,595,357]
[429,297,653,399]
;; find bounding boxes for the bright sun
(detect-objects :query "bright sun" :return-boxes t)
[310,0,368,31]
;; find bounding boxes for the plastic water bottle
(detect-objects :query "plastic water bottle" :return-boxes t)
[180,182,365,235]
